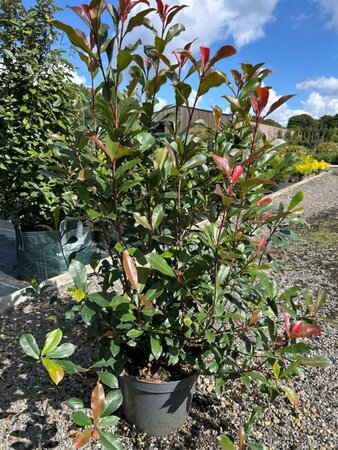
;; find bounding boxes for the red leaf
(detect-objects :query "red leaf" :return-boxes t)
[200,46,210,71]
[122,251,139,292]
[257,197,272,206]
[231,165,243,184]
[264,94,295,118]
[257,86,270,112]
[282,310,290,335]
[290,322,321,339]
[91,382,105,425]
[68,6,90,24]
[73,429,92,449]
[249,93,259,114]
[210,45,236,66]
[211,154,231,180]
[257,236,267,251]
[92,428,99,441]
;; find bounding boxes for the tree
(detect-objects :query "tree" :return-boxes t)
[0,0,82,229]
[287,114,316,129]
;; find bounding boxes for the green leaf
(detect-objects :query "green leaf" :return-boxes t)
[151,205,165,229]
[81,304,96,325]
[287,191,303,211]
[102,390,123,417]
[150,334,163,359]
[72,411,93,427]
[57,360,85,374]
[41,329,62,356]
[219,435,236,450]
[41,357,64,385]
[53,21,95,58]
[126,329,144,339]
[146,252,176,277]
[20,334,40,360]
[64,397,84,410]
[247,442,268,450]
[98,429,124,450]
[244,406,262,436]
[99,415,120,427]
[181,154,207,172]
[88,293,111,308]
[272,361,280,380]
[69,259,87,291]
[117,50,133,71]
[133,212,152,230]
[198,70,227,96]
[98,371,119,389]
[299,356,332,368]
[46,343,76,359]
[165,23,185,42]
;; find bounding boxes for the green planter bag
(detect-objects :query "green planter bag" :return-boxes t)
[14,219,92,281]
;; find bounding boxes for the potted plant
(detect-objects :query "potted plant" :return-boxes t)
[0,0,92,281]
[20,0,332,448]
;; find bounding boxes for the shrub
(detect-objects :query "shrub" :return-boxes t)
[19,1,332,448]
[294,154,330,176]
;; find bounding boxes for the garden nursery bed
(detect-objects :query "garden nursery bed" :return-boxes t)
[0,172,337,450]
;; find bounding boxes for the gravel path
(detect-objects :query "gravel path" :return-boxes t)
[0,171,337,450]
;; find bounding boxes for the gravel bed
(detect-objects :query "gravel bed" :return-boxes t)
[0,171,337,450]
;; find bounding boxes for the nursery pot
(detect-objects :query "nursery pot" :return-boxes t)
[119,372,198,436]
[13,219,92,281]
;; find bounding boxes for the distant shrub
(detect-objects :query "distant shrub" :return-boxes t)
[312,152,338,165]
[313,142,338,153]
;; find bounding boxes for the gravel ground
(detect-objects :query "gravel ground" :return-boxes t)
[0,170,337,450]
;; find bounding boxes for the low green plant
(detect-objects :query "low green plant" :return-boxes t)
[19,1,333,448]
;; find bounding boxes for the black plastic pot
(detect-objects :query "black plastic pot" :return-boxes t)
[13,219,92,281]
[119,372,198,436]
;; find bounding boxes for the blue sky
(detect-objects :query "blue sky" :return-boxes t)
[23,0,338,126]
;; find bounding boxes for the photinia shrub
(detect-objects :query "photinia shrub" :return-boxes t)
[19,0,333,448]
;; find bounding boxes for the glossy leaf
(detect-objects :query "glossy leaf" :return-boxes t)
[219,435,236,450]
[73,429,92,449]
[210,45,236,66]
[47,343,76,359]
[72,411,93,427]
[198,70,226,96]
[287,191,303,211]
[41,329,62,356]
[64,397,84,410]
[122,251,138,291]
[133,212,152,230]
[19,334,40,360]
[146,252,176,277]
[299,356,332,368]
[91,382,105,424]
[98,429,124,450]
[98,371,119,389]
[99,415,120,427]
[150,334,163,359]
[69,259,88,291]
[181,154,207,171]
[281,385,300,410]
[102,390,123,417]
[151,205,165,229]
[41,357,64,385]
[53,21,95,58]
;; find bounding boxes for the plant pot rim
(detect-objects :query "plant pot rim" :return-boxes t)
[121,369,198,387]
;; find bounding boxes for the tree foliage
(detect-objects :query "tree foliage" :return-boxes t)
[0,0,82,229]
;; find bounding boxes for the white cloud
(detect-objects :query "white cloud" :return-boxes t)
[154,97,168,111]
[128,0,279,55]
[296,76,338,93]
[71,70,87,86]
[316,0,338,31]
[267,88,338,126]
[175,0,279,48]
[188,89,203,107]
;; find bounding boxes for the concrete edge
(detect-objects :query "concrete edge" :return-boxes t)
[270,169,332,199]
[0,256,112,312]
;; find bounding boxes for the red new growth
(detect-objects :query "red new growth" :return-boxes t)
[200,46,210,72]
[211,154,231,180]
[290,322,322,339]
[231,165,243,184]
[250,86,270,117]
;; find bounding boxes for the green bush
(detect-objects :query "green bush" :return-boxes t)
[0,0,82,229]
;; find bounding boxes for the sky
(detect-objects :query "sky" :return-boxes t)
[23,0,338,126]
